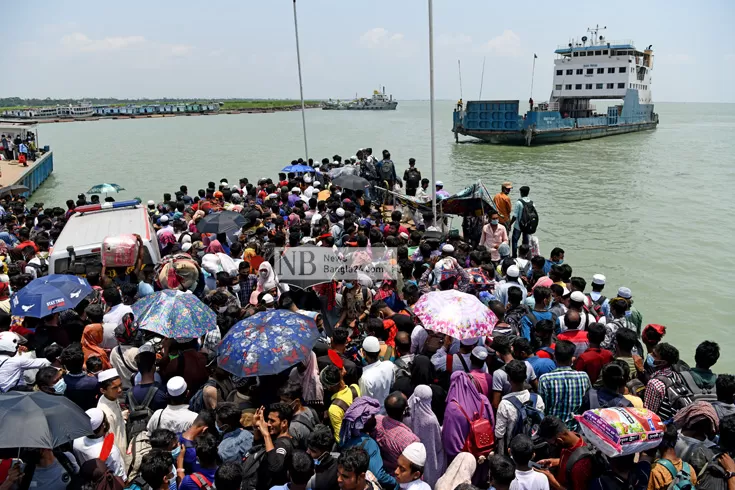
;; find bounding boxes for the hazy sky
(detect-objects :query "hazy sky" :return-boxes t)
[3,0,733,102]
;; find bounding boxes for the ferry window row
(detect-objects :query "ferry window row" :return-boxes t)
[556,83,627,90]
[572,50,609,57]
[557,67,627,76]
[629,83,648,90]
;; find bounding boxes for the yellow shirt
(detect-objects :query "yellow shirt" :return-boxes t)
[647,457,697,490]
[328,384,361,442]
[624,394,644,408]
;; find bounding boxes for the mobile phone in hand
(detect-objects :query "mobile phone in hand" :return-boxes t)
[529,461,548,470]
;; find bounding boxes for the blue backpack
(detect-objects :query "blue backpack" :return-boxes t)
[657,459,694,490]
[508,393,544,440]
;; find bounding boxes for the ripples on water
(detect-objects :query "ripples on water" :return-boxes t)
[34,101,735,368]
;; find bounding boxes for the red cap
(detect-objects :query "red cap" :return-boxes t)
[327,349,344,370]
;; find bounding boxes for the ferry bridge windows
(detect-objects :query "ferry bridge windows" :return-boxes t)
[575,84,582,90]
[595,50,602,55]
[597,68,604,74]
[617,83,625,89]
[608,67,615,74]
[602,50,609,55]
[576,69,583,75]
[586,68,593,74]
[596,83,603,89]
[579,51,586,56]
[556,70,563,76]
[565,84,572,90]
[607,83,614,89]
[585,83,592,89]
[573,52,579,57]
[555,84,562,90]
[619,67,627,73]
[566,69,573,75]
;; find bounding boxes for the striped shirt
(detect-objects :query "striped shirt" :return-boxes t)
[644,367,673,416]
[538,367,591,429]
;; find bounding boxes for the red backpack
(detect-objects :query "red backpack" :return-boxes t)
[453,401,494,458]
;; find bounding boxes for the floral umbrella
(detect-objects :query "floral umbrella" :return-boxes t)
[217,310,318,377]
[131,289,215,339]
[412,289,498,340]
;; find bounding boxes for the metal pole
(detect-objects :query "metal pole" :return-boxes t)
[292,0,309,162]
[530,54,537,100]
[428,0,437,224]
[458,59,463,100]
[479,56,486,99]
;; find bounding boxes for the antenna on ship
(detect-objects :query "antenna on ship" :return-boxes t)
[458,60,463,101]
[478,56,486,99]
[291,0,309,162]
[427,0,437,223]
[587,24,607,44]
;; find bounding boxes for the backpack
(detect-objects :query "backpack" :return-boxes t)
[507,393,544,442]
[379,160,396,183]
[126,387,158,441]
[333,222,346,246]
[189,379,236,412]
[394,356,413,380]
[240,446,267,490]
[654,370,710,420]
[190,473,215,490]
[656,459,694,490]
[565,445,607,489]
[452,400,494,459]
[27,256,49,277]
[505,305,529,337]
[585,294,607,321]
[330,385,359,413]
[53,451,84,490]
[697,456,731,490]
[518,199,539,234]
[405,168,421,187]
[125,431,152,483]
[525,311,557,344]
[125,475,152,490]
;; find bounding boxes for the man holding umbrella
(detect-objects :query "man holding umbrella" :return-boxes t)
[96,369,130,468]
[0,331,51,392]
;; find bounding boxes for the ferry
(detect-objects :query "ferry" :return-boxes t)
[452,28,658,145]
[28,103,94,119]
[323,87,397,111]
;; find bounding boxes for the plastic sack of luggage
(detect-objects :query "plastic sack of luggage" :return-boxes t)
[155,253,201,292]
[575,407,665,457]
[102,234,139,267]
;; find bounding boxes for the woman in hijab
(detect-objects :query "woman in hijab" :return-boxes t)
[288,351,324,409]
[434,452,477,490]
[158,230,177,257]
[81,323,112,370]
[405,385,446,487]
[442,371,494,462]
[256,261,287,298]
[393,355,447,424]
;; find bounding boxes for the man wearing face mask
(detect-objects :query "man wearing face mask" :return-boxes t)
[544,247,565,274]
[34,366,67,395]
[215,402,255,463]
[479,210,509,264]
[306,425,340,490]
[73,408,128,479]
[279,382,320,451]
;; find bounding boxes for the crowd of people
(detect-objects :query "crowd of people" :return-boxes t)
[0,132,36,166]
[0,152,732,490]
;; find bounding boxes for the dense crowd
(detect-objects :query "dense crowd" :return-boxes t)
[0,152,732,490]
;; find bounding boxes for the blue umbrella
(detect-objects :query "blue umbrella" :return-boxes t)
[131,290,215,339]
[282,164,316,173]
[218,310,318,377]
[87,183,125,194]
[11,274,93,318]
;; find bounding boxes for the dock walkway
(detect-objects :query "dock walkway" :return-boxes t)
[0,151,54,196]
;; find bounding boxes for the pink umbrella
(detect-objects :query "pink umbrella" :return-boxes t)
[413,289,498,340]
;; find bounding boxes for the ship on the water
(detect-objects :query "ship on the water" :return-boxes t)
[452,28,658,146]
[323,87,397,110]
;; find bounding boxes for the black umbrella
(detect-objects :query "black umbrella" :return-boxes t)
[331,174,370,191]
[196,210,246,234]
[0,392,92,448]
[0,185,30,199]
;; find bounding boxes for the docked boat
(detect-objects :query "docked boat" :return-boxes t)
[323,88,397,110]
[452,28,658,145]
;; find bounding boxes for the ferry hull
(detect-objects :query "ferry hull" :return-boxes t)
[456,121,658,146]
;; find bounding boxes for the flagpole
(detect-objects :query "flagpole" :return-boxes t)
[530,53,537,101]
[428,0,437,224]
[479,56,486,99]
[292,0,309,162]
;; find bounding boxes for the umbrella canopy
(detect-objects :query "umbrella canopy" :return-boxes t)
[87,183,125,194]
[413,289,498,340]
[10,274,93,318]
[132,289,215,339]
[196,210,246,234]
[218,310,319,377]
[0,392,92,448]
[332,174,370,191]
[466,267,495,289]
[282,164,316,173]
[0,185,30,198]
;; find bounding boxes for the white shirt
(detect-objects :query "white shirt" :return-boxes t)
[510,469,550,490]
[310,211,323,234]
[109,345,139,390]
[359,361,394,413]
[399,480,432,490]
[97,395,130,467]
[494,390,545,443]
[147,404,198,434]
[102,304,133,331]
[492,361,537,395]
[73,436,127,480]
[0,354,51,392]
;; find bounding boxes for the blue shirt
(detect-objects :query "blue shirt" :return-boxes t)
[179,467,217,490]
[342,435,397,490]
[513,197,531,231]
[218,428,254,463]
[527,355,557,377]
[520,310,555,341]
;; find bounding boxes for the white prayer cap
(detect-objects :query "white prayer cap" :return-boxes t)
[304,174,312,183]
[460,337,479,346]
[402,442,427,467]
[399,232,409,240]
[167,376,187,397]
[147,200,155,206]
[336,208,345,217]
[314,181,322,187]
[506,265,520,278]
[159,215,169,223]
[262,294,275,304]
[362,336,381,354]
[86,408,105,431]
[442,244,454,253]
[97,368,120,383]
[472,346,488,361]
[618,287,632,299]
[181,243,192,252]
[291,187,301,194]
[435,181,444,187]
[592,274,606,286]
[570,291,586,303]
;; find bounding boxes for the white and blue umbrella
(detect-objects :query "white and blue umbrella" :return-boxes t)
[11,274,93,318]
[87,183,125,194]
